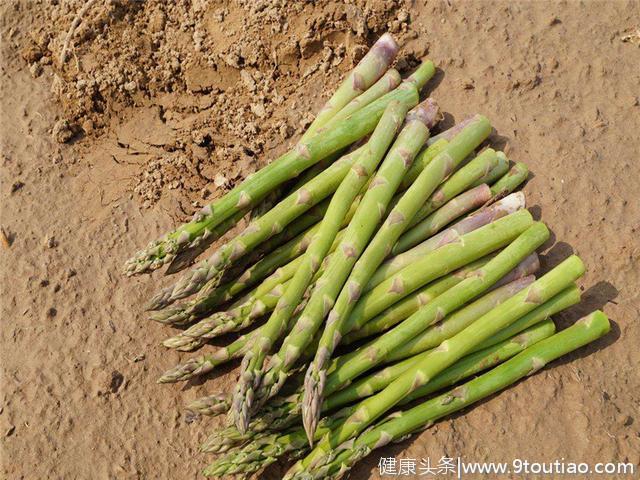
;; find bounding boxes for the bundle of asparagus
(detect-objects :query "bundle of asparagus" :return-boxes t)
[122,33,612,478]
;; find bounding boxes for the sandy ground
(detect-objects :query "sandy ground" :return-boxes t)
[1,1,639,479]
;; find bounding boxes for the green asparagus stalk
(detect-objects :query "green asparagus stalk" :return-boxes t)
[229,100,412,432]
[297,311,609,479]
[233,100,439,433]
[161,283,288,350]
[346,253,539,344]
[407,147,498,226]
[289,254,584,471]
[384,275,536,363]
[491,161,529,198]
[162,208,250,275]
[324,69,402,124]
[158,327,257,383]
[470,150,509,188]
[380,183,493,260]
[337,210,534,342]
[185,393,231,418]
[124,34,401,276]
[474,284,581,350]
[399,139,449,190]
[376,191,526,285]
[425,116,477,145]
[146,146,363,311]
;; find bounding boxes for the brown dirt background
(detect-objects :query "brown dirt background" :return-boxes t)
[1,0,639,478]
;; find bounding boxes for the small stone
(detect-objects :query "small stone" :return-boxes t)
[29,62,43,78]
[250,103,266,118]
[214,174,228,187]
[109,371,124,393]
[5,425,15,437]
[46,236,58,248]
[11,181,24,193]
[461,79,475,90]
[240,70,256,91]
[39,279,50,287]
[52,120,74,143]
[81,119,94,135]
[47,307,57,318]
[66,268,77,278]
[124,81,137,92]
[620,415,634,427]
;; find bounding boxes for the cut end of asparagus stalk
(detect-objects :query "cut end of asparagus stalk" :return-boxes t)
[405,97,443,130]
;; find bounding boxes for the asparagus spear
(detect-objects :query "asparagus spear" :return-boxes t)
[473,284,581,350]
[198,321,555,468]
[302,117,494,437]
[337,210,534,344]
[296,311,610,479]
[324,68,402,123]
[161,283,288,350]
[399,139,449,190]
[158,328,257,384]
[384,275,536,362]
[230,100,413,433]
[346,253,539,344]
[233,100,440,433]
[185,394,230,418]
[377,191,526,284]
[146,145,363,311]
[124,34,401,276]
[426,115,477,145]
[407,147,498,225]
[289,254,584,471]
[470,150,509,188]
[491,161,529,198]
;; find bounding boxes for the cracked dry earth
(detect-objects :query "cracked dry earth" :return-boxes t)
[1,0,639,479]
